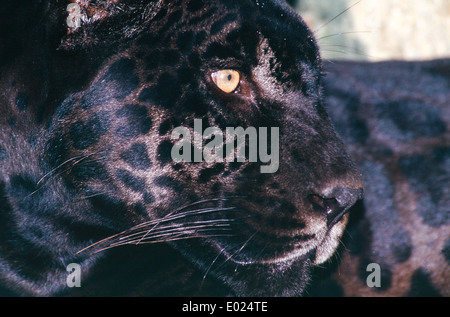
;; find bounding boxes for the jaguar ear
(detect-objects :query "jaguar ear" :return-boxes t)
[60,0,165,50]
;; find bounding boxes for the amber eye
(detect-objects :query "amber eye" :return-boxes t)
[211,69,240,93]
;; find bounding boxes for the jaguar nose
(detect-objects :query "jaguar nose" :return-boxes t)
[309,187,363,227]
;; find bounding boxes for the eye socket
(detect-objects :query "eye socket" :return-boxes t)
[211,69,241,93]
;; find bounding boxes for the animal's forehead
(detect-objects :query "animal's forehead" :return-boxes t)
[151,2,318,64]
[65,0,319,63]
[202,1,319,68]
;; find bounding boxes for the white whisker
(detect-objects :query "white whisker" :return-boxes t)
[77,201,239,254]
[313,0,362,34]
[317,30,371,41]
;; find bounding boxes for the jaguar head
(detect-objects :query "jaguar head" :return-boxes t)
[48,0,363,296]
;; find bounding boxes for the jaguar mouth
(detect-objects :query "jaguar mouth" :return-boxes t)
[206,218,347,266]
[313,213,349,264]
[78,196,348,269]
[202,204,350,267]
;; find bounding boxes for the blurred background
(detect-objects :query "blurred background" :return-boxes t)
[287,0,450,61]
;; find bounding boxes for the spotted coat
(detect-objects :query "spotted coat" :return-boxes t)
[0,0,447,296]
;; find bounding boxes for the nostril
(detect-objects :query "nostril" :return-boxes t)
[309,194,333,213]
[309,187,363,227]
[309,194,344,226]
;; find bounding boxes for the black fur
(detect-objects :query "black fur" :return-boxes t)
[1,0,447,297]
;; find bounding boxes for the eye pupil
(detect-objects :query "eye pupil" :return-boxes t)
[227,74,232,81]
